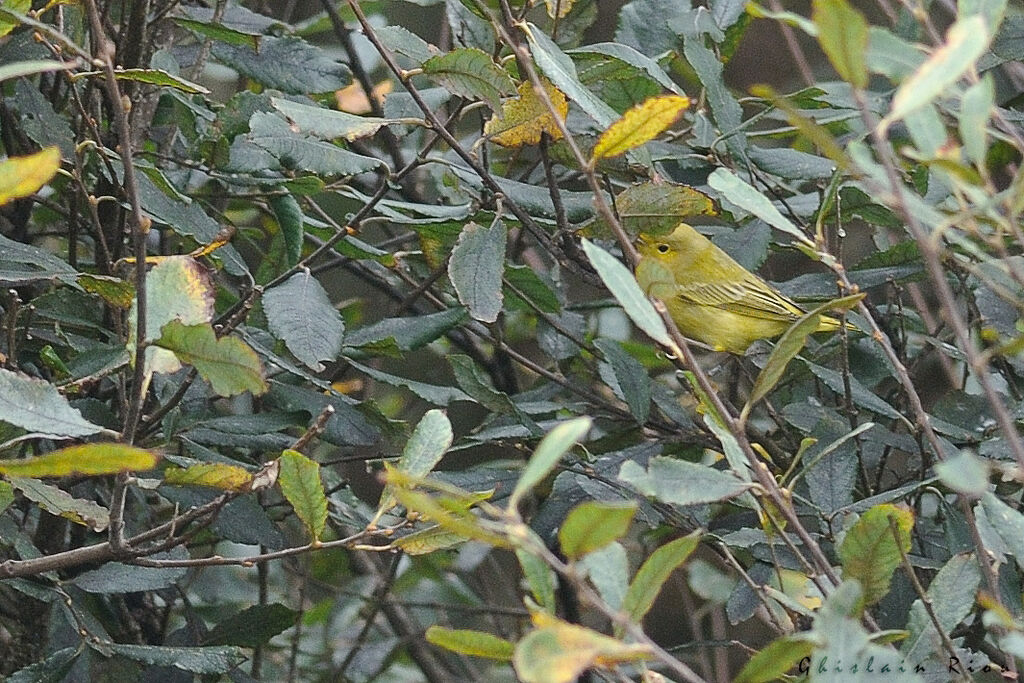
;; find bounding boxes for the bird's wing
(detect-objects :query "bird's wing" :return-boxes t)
[675,276,806,322]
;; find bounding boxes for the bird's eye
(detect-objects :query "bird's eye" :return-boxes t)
[657,244,670,254]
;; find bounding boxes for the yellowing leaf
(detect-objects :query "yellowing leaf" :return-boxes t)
[591,94,689,161]
[838,503,914,607]
[8,476,110,531]
[278,449,328,543]
[426,626,514,661]
[544,0,574,18]
[163,463,253,490]
[485,80,568,147]
[0,146,61,206]
[0,443,158,478]
[514,614,653,683]
[153,320,267,397]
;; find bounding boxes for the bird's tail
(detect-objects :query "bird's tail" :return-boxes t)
[816,315,859,333]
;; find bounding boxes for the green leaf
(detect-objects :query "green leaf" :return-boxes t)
[7,646,80,683]
[618,456,753,506]
[0,59,74,83]
[0,368,105,438]
[73,559,186,593]
[212,35,351,94]
[347,360,471,406]
[271,97,403,142]
[733,635,816,683]
[174,16,261,49]
[837,503,913,607]
[580,238,669,345]
[0,443,158,478]
[0,0,29,37]
[269,192,304,266]
[392,525,467,555]
[449,220,507,323]
[508,417,592,511]
[803,360,909,426]
[578,542,629,610]
[592,182,718,238]
[104,644,247,675]
[934,450,989,496]
[559,500,638,559]
[569,43,685,96]
[344,307,469,352]
[522,22,619,127]
[278,449,328,543]
[902,553,980,665]
[154,321,267,397]
[264,272,344,372]
[0,480,13,515]
[866,27,925,81]
[595,338,651,424]
[81,68,209,94]
[811,0,869,88]
[960,74,994,166]
[979,492,1024,569]
[376,410,454,518]
[707,168,811,247]
[242,113,385,177]
[204,603,299,647]
[621,532,701,624]
[448,354,540,432]
[0,232,77,286]
[163,463,254,490]
[683,34,745,157]
[422,48,514,111]
[742,293,864,421]
[425,626,514,661]
[882,16,990,127]
[8,476,110,531]
[517,547,558,611]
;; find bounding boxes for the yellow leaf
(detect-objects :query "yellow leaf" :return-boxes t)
[544,0,574,18]
[514,614,653,683]
[0,147,61,206]
[592,94,689,161]
[484,80,568,147]
[163,463,253,490]
[0,443,158,478]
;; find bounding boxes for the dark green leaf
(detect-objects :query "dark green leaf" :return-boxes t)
[422,48,514,111]
[449,220,507,323]
[618,456,753,506]
[205,603,299,647]
[264,272,344,372]
[104,644,247,674]
[212,35,351,94]
[595,338,651,424]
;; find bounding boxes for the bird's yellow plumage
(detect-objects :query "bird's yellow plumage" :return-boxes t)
[635,223,849,354]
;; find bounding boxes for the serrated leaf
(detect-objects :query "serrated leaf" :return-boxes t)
[559,500,637,559]
[595,182,717,238]
[902,553,980,665]
[163,463,253,490]
[449,220,506,323]
[104,644,247,675]
[81,68,209,94]
[393,525,467,555]
[0,443,157,478]
[8,476,110,530]
[212,35,351,94]
[78,274,134,309]
[838,503,913,606]
[376,410,453,519]
[422,48,514,111]
[344,307,468,352]
[620,532,700,625]
[154,320,267,397]
[271,97,402,142]
[484,79,568,147]
[811,0,869,88]
[264,272,344,372]
[508,417,592,511]
[883,16,990,127]
[0,368,104,438]
[0,146,60,206]
[174,16,261,49]
[580,238,669,345]
[522,22,619,127]
[618,456,753,506]
[592,94,689,160]
[278,449,327,543]
[242,113,384,177]
[348,360,471,406]
[426,626,514,660]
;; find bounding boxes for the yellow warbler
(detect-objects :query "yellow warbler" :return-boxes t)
[635,223,852,354]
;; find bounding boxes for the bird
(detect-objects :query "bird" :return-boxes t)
[634,222,854,354]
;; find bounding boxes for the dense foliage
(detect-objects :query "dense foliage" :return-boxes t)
[0,0,1022,680]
